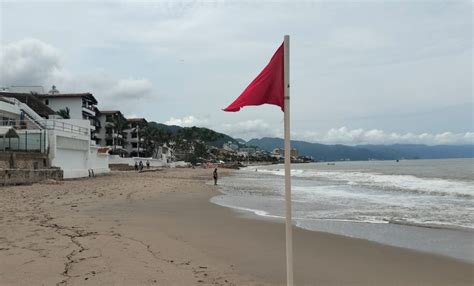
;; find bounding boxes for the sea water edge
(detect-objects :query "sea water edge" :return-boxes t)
[210,158,474,263]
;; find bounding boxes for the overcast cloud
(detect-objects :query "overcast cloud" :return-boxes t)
[0,1,472,145]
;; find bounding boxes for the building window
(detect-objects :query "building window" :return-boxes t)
[106,139,113,146]
[132,143,138,148]
[106,127,113,135]
[106,115,113,122]
[45,99,49,105]
[131,132,137,138]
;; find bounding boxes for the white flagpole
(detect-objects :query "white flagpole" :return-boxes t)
[283,35,294,286]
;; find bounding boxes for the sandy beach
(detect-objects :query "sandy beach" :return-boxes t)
[0,168,472,285]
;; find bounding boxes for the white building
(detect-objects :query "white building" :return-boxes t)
[223,141,239,152]
[238,147,256,157]
[0,93,110,179]
[96,110,127,155]
[271,148,299,158]
[37,90,100,143]
[39,92,98,122]
[125,118,147,157]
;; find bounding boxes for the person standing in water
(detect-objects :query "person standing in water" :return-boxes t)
[213,168,218,185]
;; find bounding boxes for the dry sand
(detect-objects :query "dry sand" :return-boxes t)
[0,168,472,285]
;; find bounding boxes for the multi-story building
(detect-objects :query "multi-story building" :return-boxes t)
[96,110,127,155]
[0,92,110,179]
[223,141,239,152]
[35,87,100,143]
[125,118,147,157]
[237,147,256,157]
[271,148,299,158]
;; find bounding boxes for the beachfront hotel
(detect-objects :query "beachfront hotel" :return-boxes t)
[124,117,147,157]
[0,86,109,180]
[37,87,101,144]
[0,85,174,181]
[95,110,128,155]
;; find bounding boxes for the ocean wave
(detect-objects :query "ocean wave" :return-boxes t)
[253,168,473,198]
[210,196,284,220]
[212,194,474,231]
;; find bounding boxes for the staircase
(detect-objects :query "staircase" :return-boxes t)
[2,97,46,129]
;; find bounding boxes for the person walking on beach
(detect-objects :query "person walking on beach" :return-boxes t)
[213,168,218,185]
[146,160,150,169]
[134,161,138,171]
[139,161,144,172]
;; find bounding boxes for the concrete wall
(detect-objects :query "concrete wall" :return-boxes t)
[88,146,110,175]
[0,168,63,186]
[0,152,49,169]
[0,152,61,186]
[109,155,166,167]
[108,155,188,168]
[47,119,110,179]
[44,97,82,119]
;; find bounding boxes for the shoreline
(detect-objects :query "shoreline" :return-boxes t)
[211,196,474,264]
[1,169,472,285]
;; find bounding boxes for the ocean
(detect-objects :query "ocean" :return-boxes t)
[211,158,474,262]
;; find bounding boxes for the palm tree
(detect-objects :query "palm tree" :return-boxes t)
[141,125,172,158]
[57,107,70,119]
[111,114,128,153]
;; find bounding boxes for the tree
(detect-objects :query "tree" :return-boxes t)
[110,114,128,154]
[141,125,172,158]
[57,107,70,119]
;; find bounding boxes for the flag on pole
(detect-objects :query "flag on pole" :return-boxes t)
[223,36,294,286]
[223,43,284,112]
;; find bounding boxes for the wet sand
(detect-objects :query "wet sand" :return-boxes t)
[0,169,472,285]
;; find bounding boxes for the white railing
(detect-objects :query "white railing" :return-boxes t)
[0,119,89,136]
[43,120,89,136]
[1,96,89,136]
[1,97,46,128]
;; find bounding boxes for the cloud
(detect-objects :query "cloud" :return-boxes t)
[297,127,474,146]
[165,115,209,127]
[218,119,280,140]
[109,78,153,100]
[0,38,155,114]
[86,75,154,110]
[0,38,62,85]
[326,27,391,52]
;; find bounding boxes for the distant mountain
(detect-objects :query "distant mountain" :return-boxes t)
[247,137,474,161]
[147,122,239,148]
[359,144,474,160]
[234,138,247,144]
[148,122,183,134]
[145,124,473,161]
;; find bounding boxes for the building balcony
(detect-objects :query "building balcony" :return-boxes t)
[128,137,144,142]
[82,106,96,116]
[106,133,123,139]
[130,147,145,152]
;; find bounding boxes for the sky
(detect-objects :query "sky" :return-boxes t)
[0,0,472,145]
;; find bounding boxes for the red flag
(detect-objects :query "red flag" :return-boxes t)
[223,43,284,112]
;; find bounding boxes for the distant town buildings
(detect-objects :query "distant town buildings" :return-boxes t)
[125,118,147,157]
[0,85,313,174]
[96,110,127,154]
[271,148,299,158]
[223,141,239,152]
